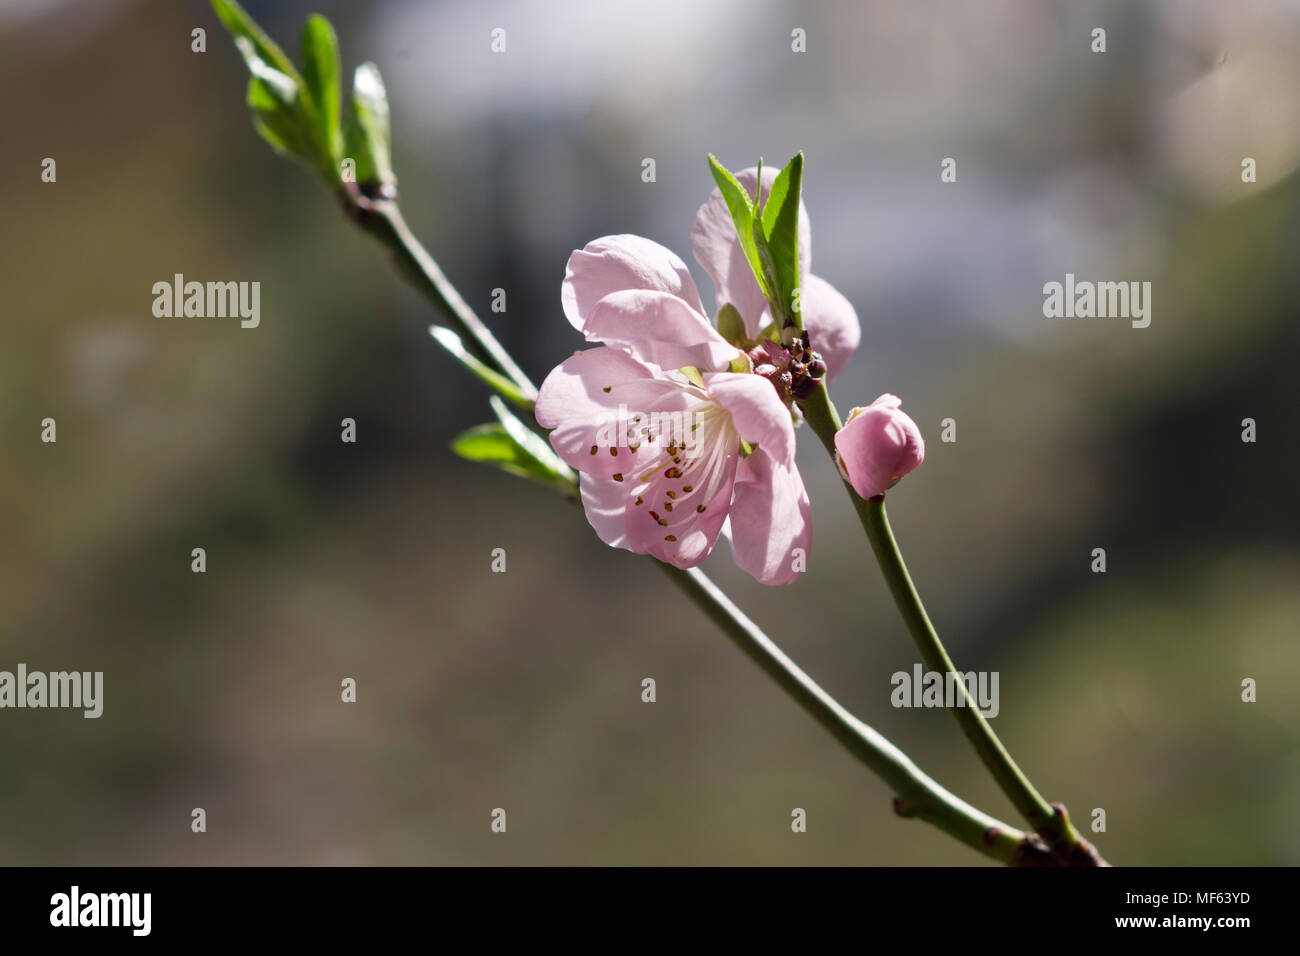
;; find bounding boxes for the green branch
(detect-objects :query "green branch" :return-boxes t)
[797,381,1107,865]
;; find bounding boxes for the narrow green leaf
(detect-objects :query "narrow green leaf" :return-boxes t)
[751,216,785,324]
[211,0,303,86]
[246,76,315,159]
[707,154,769,301]
[301,14,343,170]
[489,396,575,489]
[450,424,545,481]
[344,62,395,191]
[450,406,575,497]
[760,151,804,329]
[234,36,298,106]
[429,325,533,411]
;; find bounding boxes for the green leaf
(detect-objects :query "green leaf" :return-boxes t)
[234,36,298,106]
[759,151,804,329]
[707,154,770,301]
[450,400,575,497]
[344,62,395,190]
[246,75,315,159]
[715,303,749,347]
[301,14,343,171]
[489,396,575,487]
[429,325,534,411]
[211,0,304,86]
[213,1,335,177]
[450,424,541,479]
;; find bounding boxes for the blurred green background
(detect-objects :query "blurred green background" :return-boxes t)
[1,0,1297,865]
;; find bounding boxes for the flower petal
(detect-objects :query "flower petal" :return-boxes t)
[627,448,736,569]
[729,448,812,586]
[578,472,635,551]
[800,273,860,383]
[705,371,796,465]
[583,289,740,372]
[690,166,811,338]
[561,234,704,332]
[536,346,681,477]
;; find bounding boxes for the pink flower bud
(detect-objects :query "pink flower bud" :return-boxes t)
[834,394,925,499]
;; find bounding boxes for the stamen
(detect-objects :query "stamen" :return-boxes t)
[612,473,623,482]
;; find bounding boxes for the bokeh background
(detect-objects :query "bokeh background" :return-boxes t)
[1,0,1297,865]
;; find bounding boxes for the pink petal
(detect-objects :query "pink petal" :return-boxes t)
[536,347,680,478]
[561,235,704,332]
[626,451,737,569]
[705,372,796,465]
[690,166,811,339]
[833,394,926,499]
[583,289,740,372]
[578,472,634,551]
[729,448,812,586]
[800,273,860,383]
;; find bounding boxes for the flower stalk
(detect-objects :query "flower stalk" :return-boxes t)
[797,381,1107,865]
[661,563,1048,864]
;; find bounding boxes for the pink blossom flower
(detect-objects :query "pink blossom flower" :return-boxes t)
[833,394,925,499]
[562,168,860,382]
[691,166,860,381]
[538,242,811,584]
